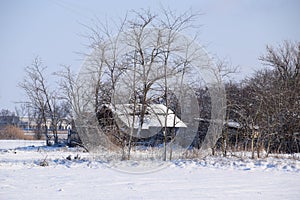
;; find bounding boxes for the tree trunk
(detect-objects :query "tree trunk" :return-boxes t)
[251,132,255,159]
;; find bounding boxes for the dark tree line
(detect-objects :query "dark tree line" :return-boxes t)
[194,41,300,157]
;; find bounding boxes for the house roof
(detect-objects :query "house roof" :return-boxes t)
[109,104,187,129]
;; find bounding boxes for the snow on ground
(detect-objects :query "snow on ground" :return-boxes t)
[1,140,300,200]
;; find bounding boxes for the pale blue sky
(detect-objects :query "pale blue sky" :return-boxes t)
[0,0,299,111]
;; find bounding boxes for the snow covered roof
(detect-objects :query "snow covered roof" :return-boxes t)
[110,104,187,129]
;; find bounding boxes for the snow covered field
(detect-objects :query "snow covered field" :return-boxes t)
[1,140,300,199]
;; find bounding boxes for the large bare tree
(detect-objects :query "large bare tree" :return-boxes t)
[76,8,206,160]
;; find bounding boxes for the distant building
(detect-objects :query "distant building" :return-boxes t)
[0,116,19,128]
[0,115,69,137]
[18,117,69,131]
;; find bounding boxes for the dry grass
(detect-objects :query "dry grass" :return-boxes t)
[0,125,32,140]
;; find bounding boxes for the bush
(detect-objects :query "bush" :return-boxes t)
[0,125,31,140]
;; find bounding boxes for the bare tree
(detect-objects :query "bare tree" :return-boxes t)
[19,57,62,145]
[54,65,81,118]
[120,9,201,160]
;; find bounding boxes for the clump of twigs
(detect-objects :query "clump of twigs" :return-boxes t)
[39,155,49,167]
